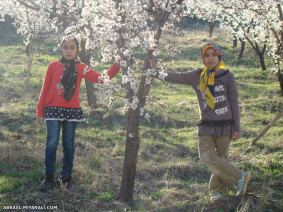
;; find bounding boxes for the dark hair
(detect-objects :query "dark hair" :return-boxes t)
[61,37,79,55]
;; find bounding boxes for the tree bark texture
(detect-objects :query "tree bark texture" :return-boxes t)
[118,109,140,201]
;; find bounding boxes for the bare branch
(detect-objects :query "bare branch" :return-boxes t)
[16,0,78,21]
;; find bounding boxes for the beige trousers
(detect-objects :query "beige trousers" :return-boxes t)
[198,135,242,194]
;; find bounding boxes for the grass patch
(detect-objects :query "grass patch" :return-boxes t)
[0,176,21,193]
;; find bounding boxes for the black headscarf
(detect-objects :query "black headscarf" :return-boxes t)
[60,57,80,102]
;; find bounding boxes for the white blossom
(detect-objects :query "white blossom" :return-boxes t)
[144,113,150,122]
[140,108,144,116]
[158,72,168,81]
[120,60,127,67]
[122,75,128,84]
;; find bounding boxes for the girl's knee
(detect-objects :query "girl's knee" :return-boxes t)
[46,138,59,148]
[62,141,75,151]
[200,151,217,163]
[63,144,75,151]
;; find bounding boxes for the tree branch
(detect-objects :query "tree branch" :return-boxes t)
[16,0,78,22]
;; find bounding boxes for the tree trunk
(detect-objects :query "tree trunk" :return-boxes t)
[237,38,245,60]
[24,39,34,92]
[208,21,217,38]
[79,39,97,109]
[245,38,267,71]
[252,42,266,70]
[254,43,267,70]
[233,35,237,48]
[26,42,31,57]
[118,109,140,201]
[259,53,266,71]
[117,0,173,201]
[277,69,283,95]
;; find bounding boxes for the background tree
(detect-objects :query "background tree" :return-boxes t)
[0,0,52,92]
[186,0,283,94]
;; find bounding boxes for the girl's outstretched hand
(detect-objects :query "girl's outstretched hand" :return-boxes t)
[115,62,120,69]
[36,116,44,125]
[232,131,240,141]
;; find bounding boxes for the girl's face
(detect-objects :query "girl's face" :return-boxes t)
[203,48,219,69]
[61,40,78,60]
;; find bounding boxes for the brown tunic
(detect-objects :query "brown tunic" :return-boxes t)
[164,68,240,136]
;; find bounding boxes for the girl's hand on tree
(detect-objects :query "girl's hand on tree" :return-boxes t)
[232,131,240,141]
[115,62,120,68]
[36,116,44,125]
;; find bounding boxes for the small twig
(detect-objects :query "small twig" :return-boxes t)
[252,111,283,146]
[112,93,127,99]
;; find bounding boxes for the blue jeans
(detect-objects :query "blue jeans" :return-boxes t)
[45,120,77,177]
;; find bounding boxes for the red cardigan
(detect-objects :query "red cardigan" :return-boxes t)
[37,61,120,117]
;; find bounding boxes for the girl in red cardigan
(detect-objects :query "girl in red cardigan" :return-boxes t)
[36,37,120,191]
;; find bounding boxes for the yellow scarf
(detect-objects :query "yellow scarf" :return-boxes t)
[199,60,226,109]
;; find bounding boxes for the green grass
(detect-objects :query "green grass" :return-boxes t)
[0,28,282,211]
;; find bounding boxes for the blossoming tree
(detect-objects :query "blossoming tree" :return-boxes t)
[186,0,283,94]
[85,0,188,200]
[0,0,53,91]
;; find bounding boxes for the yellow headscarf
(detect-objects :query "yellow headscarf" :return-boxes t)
[199,43,227,109]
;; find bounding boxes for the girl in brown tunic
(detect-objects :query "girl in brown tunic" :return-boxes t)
[163,42,251,200]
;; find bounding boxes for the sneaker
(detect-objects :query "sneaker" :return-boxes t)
[210,192,223,200]
[237,171,251,196]
[59,176,72,188]
[39,174,56,191]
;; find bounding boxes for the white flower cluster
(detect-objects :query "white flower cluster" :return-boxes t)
[94,81,121,109]
[130,96,139,110]
[143,68,158,85]
[122,96,139,113]
[139,108,150,122]
[158,71,168,81]
[157,61,168,81]
[122,67,138,90]
[142,31,158,51]
[165,45,181,58]
[144,113,150,122]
